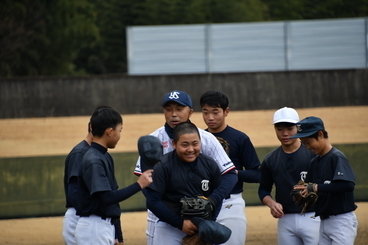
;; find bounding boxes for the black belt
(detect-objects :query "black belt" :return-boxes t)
[101,216,118,225]
[320,215,330,220]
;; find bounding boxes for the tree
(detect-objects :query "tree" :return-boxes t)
[0,0,99,76]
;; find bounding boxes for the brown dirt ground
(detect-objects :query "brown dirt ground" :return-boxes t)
[0,203,367,245]
[0,106,367,244]
[0,106,367,158]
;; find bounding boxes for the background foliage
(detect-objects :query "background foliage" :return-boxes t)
[1,0,367,77]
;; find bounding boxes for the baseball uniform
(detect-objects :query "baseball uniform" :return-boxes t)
[306,147,358,245]
[146,150,222,244]
[208,125,261,245]
[259,144,320,245]
[76,142,142,245]
[134,124,236,245]
[63,140,90,245]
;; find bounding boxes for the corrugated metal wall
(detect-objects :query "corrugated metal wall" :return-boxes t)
[127,17,367,75]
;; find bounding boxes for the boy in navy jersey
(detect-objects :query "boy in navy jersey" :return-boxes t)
[146,122,222,244]
[258,107,320,245]
[292,116,358,245]
[200,90,261,245]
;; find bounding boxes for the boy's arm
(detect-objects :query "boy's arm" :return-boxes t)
[145,188,183,230]
[208,170,237,206]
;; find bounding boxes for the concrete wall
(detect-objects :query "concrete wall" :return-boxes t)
[1,69,367,119]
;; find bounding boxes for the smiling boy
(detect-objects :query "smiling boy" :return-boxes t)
[134,90,237,245]
[146,122,222,244]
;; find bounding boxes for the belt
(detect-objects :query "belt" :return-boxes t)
[320,215,330,220]
[101,216,118,225]
[81,214,118,225]
[225,193,242,200]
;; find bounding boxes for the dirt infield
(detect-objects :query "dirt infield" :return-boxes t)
[1,106,367,158]
[0,106,367,244]
[0,203,367,245]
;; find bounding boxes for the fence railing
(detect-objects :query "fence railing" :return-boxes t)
[127,17,368,75]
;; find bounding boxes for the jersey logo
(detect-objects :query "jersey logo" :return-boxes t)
[225,204,233,209]
[169,91,180,99]
[201,180,210,191]
[324,180,331,184]
[300,171,307,181]
[337,171,344,176]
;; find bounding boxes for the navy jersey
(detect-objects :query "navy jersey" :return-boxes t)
[208,126,261,194]
[306,147,357,217]
[77,142,120,218]
[149,150,222,218]
[258,144,315,214]
[64,140,90,208]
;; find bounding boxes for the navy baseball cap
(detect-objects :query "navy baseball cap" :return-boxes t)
[290,116,325,138]
[161,90,192,108]
[191,217,231,244]
[137,135,163,172]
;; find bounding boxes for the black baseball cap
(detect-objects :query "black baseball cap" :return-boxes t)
[290,116,325,138]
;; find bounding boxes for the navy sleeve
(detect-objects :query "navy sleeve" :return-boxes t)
[98,182,142,206]
[208,170,237,205]
[146,188,183,230]
[258,160,274,201]
[238,168,261,183]
[114,218,124,242]
[67,177,78,208]
[318,180,354,193]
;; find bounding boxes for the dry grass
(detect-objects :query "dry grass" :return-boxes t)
[1,106,367,158]
[0,106,367,244]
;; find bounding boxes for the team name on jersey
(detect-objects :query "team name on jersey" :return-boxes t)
[162,141,169,148]
[222,161,233,168]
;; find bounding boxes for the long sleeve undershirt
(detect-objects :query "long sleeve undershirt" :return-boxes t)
[97,182,142,206]
[318,180,354,193]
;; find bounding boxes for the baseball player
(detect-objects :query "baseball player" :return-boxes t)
[258,107,320,245]
[62,106,124,245]
[292,116,358,245]
[75,107,153,245]
[199,90,261,245]
[146,121,223,244]
[134,90,237,245]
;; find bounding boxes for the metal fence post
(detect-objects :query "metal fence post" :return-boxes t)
[284,21,291,71]
[205,24,212,73]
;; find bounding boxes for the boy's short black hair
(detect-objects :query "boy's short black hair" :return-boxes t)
[308,130,329,139]
[274,122,296,128]
[88,105,113,132]
[90,107,122,137]
[200,90,229,111]
[173,122,200,142]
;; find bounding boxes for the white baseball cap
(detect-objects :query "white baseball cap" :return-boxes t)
[273,107,299,124]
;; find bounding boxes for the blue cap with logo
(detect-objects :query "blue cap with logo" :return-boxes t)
[161,90,192,108]
[290,116,325,138]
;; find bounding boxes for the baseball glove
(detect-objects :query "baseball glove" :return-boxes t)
[291,180,318,214]
[182,233,210,245]
[180,196,215,220]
